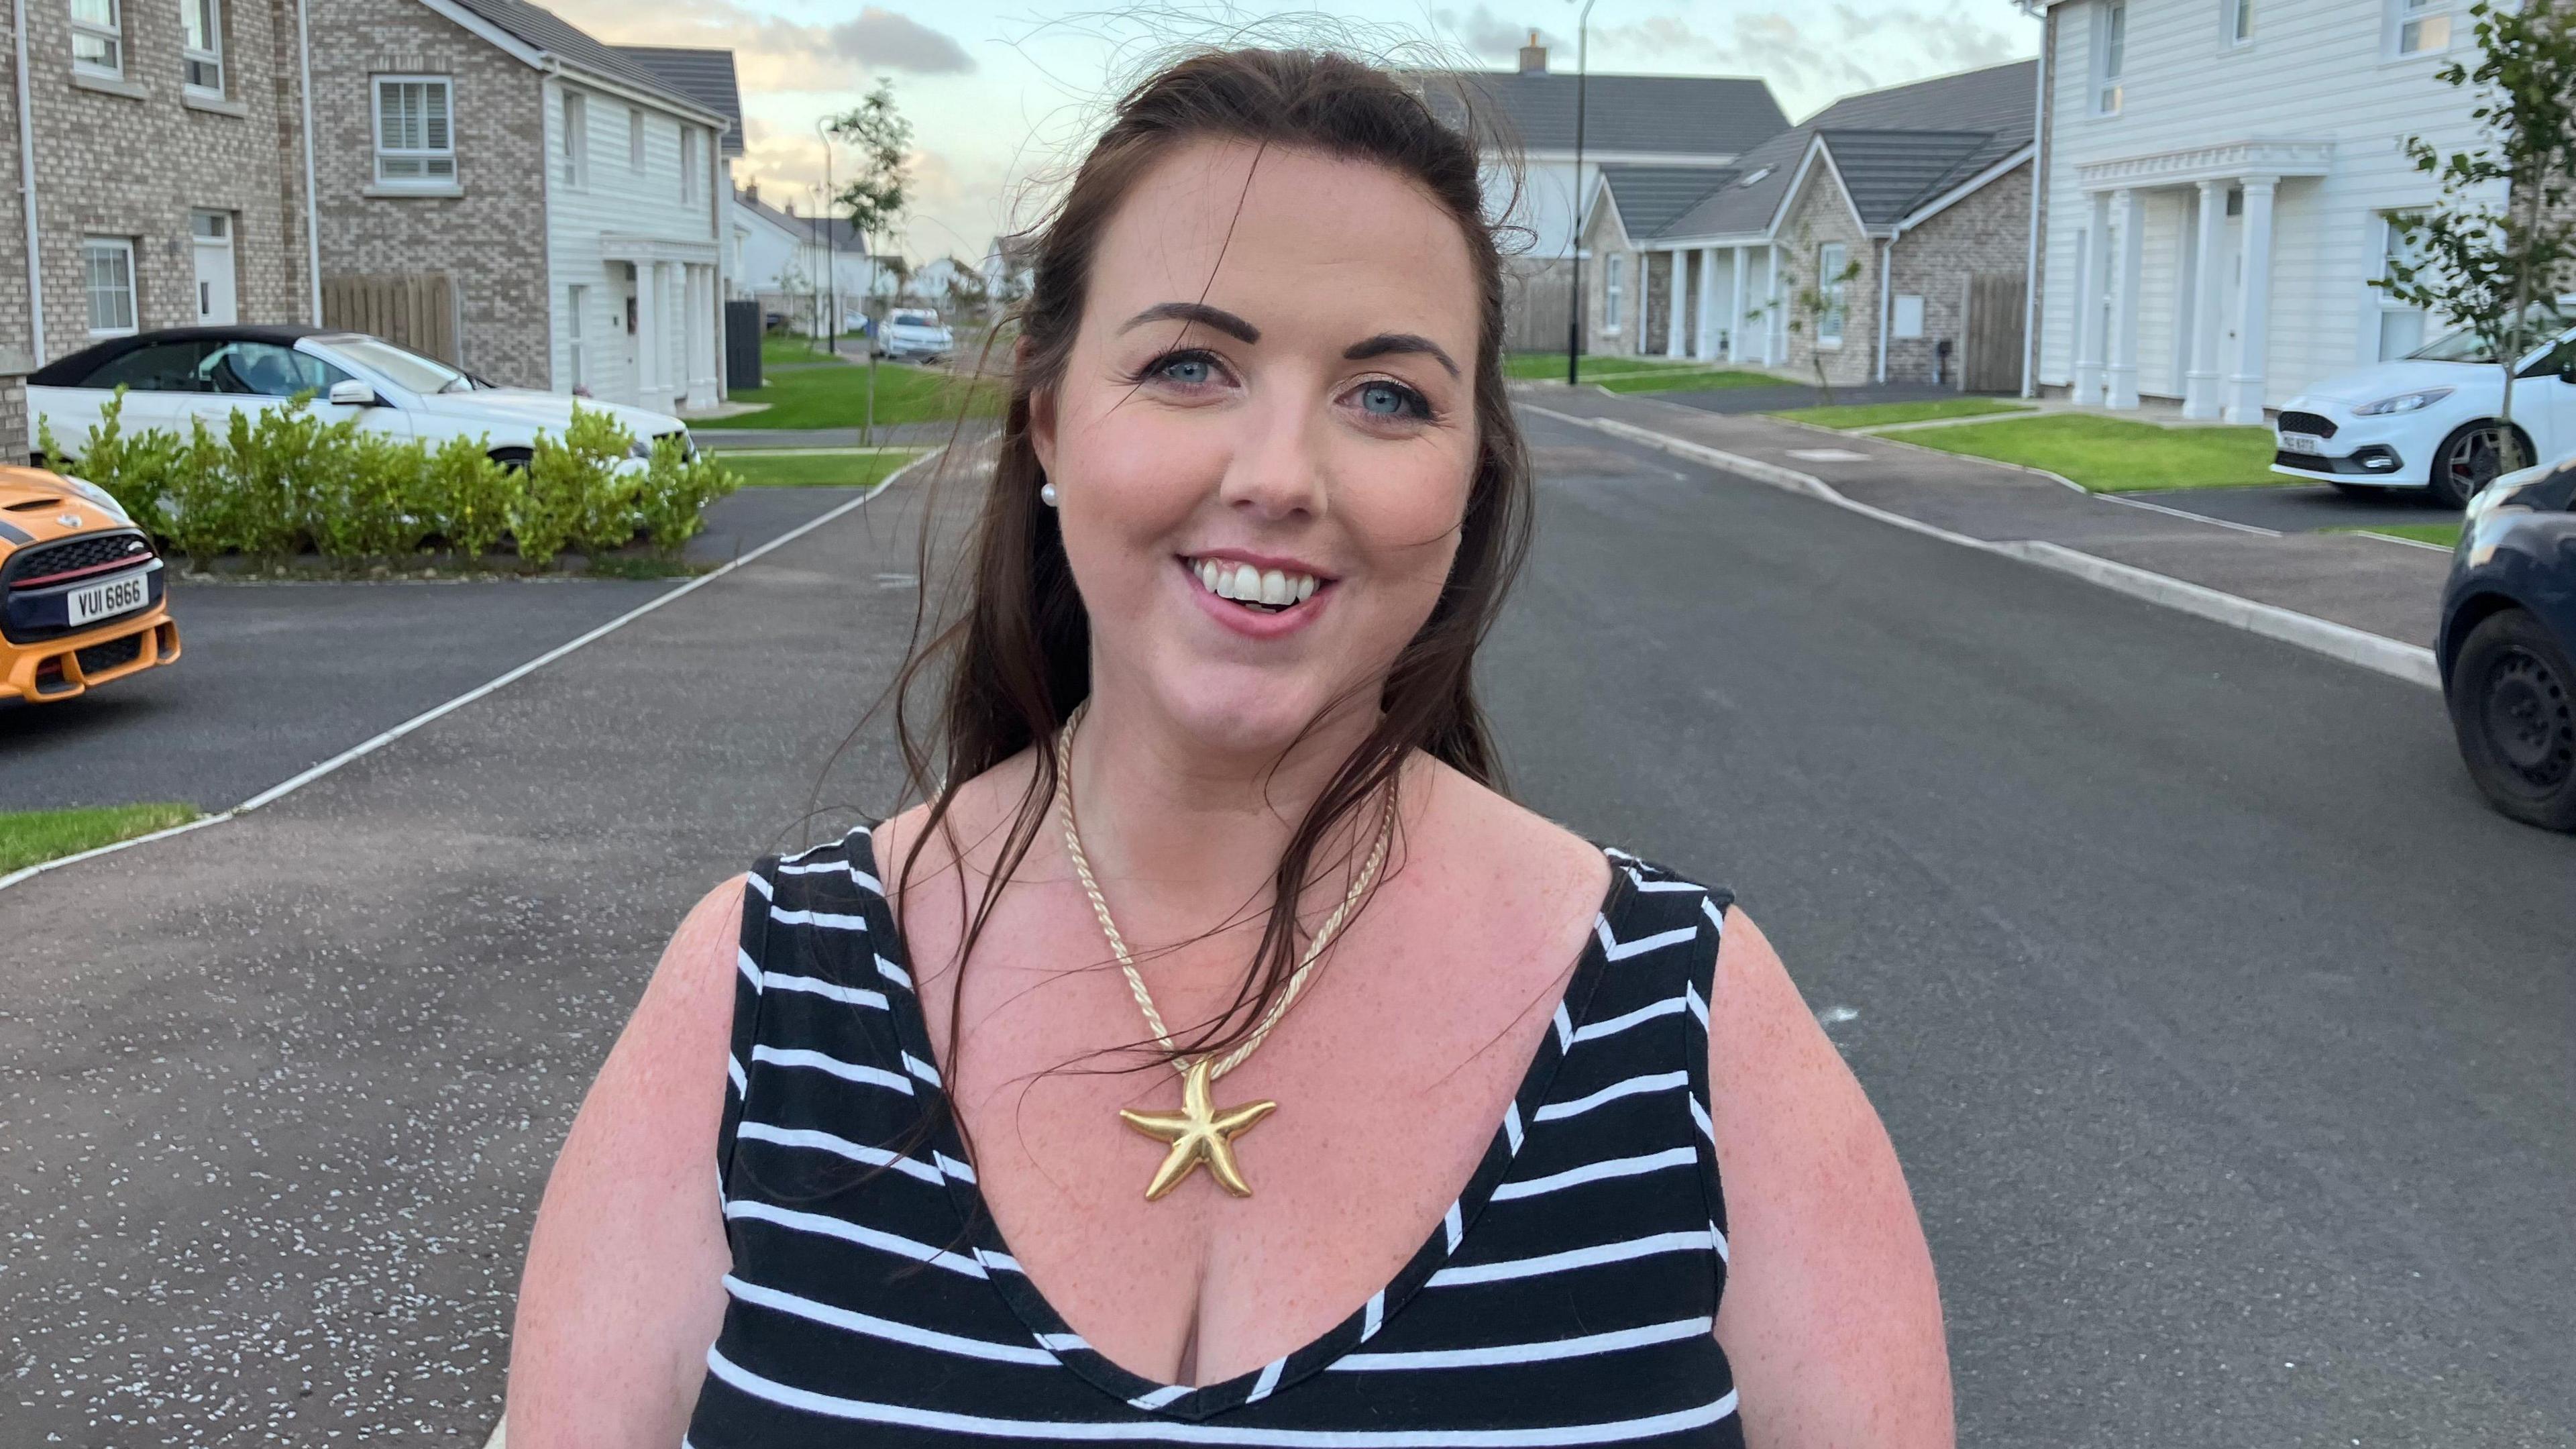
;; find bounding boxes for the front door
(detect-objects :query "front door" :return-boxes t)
[191,212,236,325]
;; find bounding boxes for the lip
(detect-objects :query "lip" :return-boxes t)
[1176,555,1334,640]
[1187,546,1337,580]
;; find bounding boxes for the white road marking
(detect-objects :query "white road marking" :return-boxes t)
[1817,1005,1860,1027]
[1784,447,1872,462]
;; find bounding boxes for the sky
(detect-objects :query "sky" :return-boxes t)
[543,0,2041,269]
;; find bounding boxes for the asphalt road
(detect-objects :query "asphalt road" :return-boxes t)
[0,486,866,812]
[2112,480,2465,533]
[1,416,2569,1445]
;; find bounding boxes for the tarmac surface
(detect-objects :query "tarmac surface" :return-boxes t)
[3,414,2569,1445]
[2118,480,2463,534]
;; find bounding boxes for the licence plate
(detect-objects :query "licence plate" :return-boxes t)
[2279,433,2325,455]
[68,568,150,626]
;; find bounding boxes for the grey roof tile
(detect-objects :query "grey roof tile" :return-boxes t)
[614,46,744,156]
[1597,165,1740,237]
[1428,71,1788,158]
[443,0,712,117]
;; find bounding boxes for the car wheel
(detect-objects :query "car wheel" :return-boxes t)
[2446,608,2576,830]
[2428,422,2526,507]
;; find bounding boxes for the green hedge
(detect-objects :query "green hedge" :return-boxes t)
[36,389,739,570]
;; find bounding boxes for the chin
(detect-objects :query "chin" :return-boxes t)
[1148,667,1361,761]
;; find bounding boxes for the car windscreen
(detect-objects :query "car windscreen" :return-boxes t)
[2409,304,2575,364]
[892,311,938,327]
[319,334,473,394]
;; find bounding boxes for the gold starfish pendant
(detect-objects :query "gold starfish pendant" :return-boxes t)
[1118,1057,1277,1201]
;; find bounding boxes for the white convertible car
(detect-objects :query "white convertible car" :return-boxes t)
[2273,309,2576,506]
[29,325,692,467]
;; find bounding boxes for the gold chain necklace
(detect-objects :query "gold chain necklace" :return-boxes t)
[1052,703,1396,1200]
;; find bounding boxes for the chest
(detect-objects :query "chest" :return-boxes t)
[901,861,1596,1387]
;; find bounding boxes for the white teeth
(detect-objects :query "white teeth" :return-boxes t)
[1231,563,1261,600]
[1259,569,1291,605]
[1189,557,1320,607]
[1295,575,1316,602]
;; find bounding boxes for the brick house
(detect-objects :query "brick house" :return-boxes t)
[303,0,735,409]
[0,0,316,460]
[1579,60,2038,390]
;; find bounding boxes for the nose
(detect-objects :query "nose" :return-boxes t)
[1214,387,1329,523]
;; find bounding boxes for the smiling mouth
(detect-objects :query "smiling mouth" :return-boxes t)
[1187,557,1323,613]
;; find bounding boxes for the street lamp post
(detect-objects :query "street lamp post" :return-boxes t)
[816,118,837,360]
[1565,0,1598,387]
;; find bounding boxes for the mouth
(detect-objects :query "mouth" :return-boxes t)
[1184,555,1327,614]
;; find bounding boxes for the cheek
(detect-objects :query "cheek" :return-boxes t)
[1056,392,1224,550]
[1339,440,1475,591]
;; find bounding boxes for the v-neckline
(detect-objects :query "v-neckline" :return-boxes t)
[850,828,1631,1421]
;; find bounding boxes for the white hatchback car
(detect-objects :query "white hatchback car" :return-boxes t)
[29,325,692,468]
[2273,310,2576,506]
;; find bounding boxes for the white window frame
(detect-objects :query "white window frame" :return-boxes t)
[84,237,138,337]
[1817,241,1848,346]
[71,0,123,78]
[629,107,645,170]
[680,125,700,205]
[2224,0,2252,46]
[2094,0,2126,115]
[2375,211,2429,361]
[1603,252,1625,337]
[560,89,589,190]
[372,75,456,188]
[181,0,223,93]
[567,283,589,390]
[2390,0,2453,58]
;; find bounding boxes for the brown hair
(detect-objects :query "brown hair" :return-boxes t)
[890,46,1534,1115]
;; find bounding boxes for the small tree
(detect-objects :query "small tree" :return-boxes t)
[829,79,914,443]
[2375,0,2576,488]
[1767,228,1865,406]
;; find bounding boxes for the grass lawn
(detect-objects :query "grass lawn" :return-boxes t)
[1507,353,1752,380]
[1900,414,2282,492]
[713,449,933,489]
[0,802,201,874]
[1592,367,1778,394]
[698,361,1004,431]
[2334,522,2462,548]
[1771,397,2035,430]
[761,335,841,366]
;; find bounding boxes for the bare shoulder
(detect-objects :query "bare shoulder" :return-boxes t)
[1408,757,1611,920]
[1705,910,1955,1447]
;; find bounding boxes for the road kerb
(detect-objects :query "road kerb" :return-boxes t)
[1528,407,2444,694]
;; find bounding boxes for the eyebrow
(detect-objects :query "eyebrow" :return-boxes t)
[1343,332,1460,379]
[1118,302,1259,344]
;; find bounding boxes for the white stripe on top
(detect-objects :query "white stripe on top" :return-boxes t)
[1570,994,1686,1044]
[750,1044,916,1094]
[1426,1228,1720,1287]
[760,972,890,1010]
[735,1120,945,1185]
[1490,1146,1696,1203]
[1533,1071,1689,1123]
[726,1274,1057,1365]
[723,1199,988,1277]
[1332,1316,1714,1372]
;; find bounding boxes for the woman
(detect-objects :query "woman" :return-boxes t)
[508,48,1949,1447]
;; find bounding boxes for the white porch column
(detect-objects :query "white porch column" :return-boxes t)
[2070,189,2110,405]
[2104,189,2146,411]
[1728,245,1750,363]
[1695,247,1722,361]
[1664,250,1688,359]
[2182,179,2228,419]
[2224,175,2279,424]
[633,260,660,405]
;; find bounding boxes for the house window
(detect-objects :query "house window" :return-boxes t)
[567,284,588,390]
[1603,252,1624,335]
[374,76,455,185]
[181,0,221,91]
[2377,213,2428,360]
[560,91,588,189]
[2226,0,2252,44]
[629,107,645,170]
[85,238,137,335]
[2094,0,2126,114]
[1817,241,1849,345]
[2394,0,2451,56]
[71,0,122,77]
[680,125,700,204]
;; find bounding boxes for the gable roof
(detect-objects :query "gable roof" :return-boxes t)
[1430,72,1788,159]
[735,187,869,254]
[1646,58,2036,243]
[439,0,720,120]
[614,46,744,156]
[1594,165,1741,244]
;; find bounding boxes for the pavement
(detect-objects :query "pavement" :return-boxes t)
[3,417,2570,1445]
[698,419,1000,451]
[0,487,865,812]
[2114,481,2462,536]
[1524,384,2455,649]
[1639,378,1965,415]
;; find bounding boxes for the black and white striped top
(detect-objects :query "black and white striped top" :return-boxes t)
[688,826,1743,1446]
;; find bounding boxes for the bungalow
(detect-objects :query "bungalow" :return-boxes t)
[1580,60,2039,390]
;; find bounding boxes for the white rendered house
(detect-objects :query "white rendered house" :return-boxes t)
[2029,0,2496,418]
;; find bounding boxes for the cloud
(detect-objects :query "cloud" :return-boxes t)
[827,7,975,74]
[1434,7,1562,60]
[1580,3,2032,117]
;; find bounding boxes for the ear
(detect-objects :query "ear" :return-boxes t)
[1024,337,1060,480]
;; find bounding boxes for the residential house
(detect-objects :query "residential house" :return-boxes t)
[1580,60,2038,390]
[303,0,733,411]
[0,0,317,459]
[2029,0,2489,417]
[1432,35,1788,347]
[731,184,873,333]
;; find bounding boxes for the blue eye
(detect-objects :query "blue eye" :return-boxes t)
[1358,381,1422,417]
[1158,355,1214,385]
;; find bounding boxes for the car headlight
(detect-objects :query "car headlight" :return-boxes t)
[60,474,132,525]
[2354,387,2453,415]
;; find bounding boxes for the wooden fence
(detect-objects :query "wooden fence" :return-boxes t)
[320,273,459,366]
[1959,272,2027,394]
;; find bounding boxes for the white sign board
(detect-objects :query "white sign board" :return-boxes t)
[1893,294,1926,339]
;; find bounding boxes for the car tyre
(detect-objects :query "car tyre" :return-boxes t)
[2446,608,2576,831]
[2427,422,2527,507]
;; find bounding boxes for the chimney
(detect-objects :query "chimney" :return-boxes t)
[745,180,760,204]
[1518,30,1547,74]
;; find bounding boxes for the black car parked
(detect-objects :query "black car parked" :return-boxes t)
[2440,463,2576,830]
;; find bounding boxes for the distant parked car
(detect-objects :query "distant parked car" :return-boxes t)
[2438,458,2576,830]
[873,309,954,365]
[2273,305,2576,506]
[0,464,177,704]
[30,325,694,469]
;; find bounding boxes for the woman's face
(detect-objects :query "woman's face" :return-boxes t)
[1031,138,1483,761]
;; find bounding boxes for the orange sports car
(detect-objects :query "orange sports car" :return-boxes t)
[0,465,178,703]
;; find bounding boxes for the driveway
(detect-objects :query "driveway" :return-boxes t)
[1636,379,1970,415]
[0,486,867,812]
[2114,480,2461,533]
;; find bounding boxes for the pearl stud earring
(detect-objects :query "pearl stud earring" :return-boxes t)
[1040,482,1060,506]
